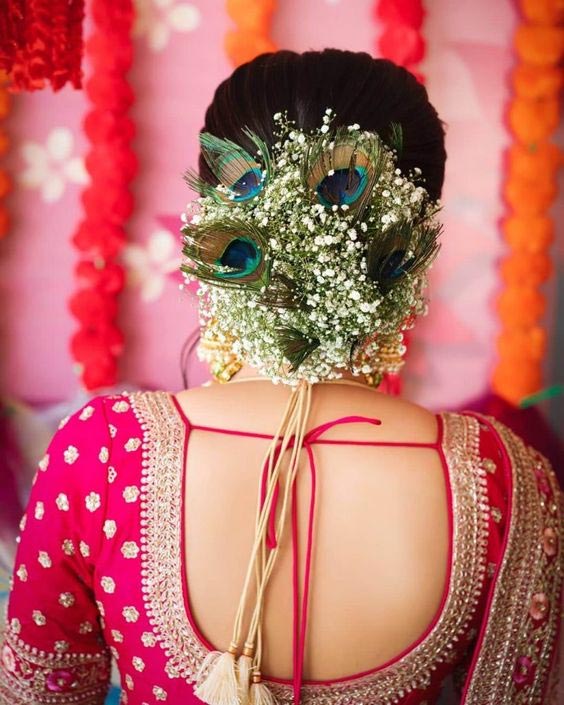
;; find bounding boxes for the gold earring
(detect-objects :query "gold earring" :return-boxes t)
[198,319,244,383]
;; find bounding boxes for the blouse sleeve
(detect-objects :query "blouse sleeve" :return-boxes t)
[0,396,113,705]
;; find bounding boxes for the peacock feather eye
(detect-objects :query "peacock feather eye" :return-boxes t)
[183,129,271,204]
[365,217,442,293]
[302,128,385,215]
[181,218,271,291]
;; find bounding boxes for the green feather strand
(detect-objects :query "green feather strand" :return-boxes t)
[277,326,320,371]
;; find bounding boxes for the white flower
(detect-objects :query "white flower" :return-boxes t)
[134,0,201,52]
[122,229,182,302]
[19,128,88,203]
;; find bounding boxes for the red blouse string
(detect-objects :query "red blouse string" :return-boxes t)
[259,415,383,705]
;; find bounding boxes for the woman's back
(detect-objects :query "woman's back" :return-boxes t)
[176,380,449,681]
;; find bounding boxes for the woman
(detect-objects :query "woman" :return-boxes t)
[0,49,561,705]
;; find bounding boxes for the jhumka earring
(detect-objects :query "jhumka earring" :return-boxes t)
[353,331,406,388]
[197,318,244,383]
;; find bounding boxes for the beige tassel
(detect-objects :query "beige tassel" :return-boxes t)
[193,645,240,705]
[236,645,254,705]
[249,674,278,705]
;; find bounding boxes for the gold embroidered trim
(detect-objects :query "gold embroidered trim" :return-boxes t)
[131,392,489,705]
[463,417,563,705]
[0,613,110,704]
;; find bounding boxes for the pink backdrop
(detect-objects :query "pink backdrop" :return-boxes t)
[0,0,559,412]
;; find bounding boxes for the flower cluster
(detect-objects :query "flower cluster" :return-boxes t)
[182,111,442,385]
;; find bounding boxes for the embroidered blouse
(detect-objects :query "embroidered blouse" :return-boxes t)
[0,390,561,705]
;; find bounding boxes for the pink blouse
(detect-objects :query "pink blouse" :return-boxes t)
[0,390,561,705]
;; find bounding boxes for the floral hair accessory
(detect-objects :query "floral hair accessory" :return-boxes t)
[181,109,443,386]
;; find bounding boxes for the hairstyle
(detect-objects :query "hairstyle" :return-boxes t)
[199,48,447,202]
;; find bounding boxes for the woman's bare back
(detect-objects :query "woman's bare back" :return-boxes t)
[175,381,449,682]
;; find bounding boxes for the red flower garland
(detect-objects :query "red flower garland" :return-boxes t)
[69,0,136,391]
[0,71,11,239]
[0,0,85,91]
[374,0,426,394]
[375,0,426,83]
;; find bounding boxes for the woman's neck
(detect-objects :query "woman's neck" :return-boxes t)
[223,362,373,388]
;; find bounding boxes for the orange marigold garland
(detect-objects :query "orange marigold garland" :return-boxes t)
[69,1,136,391]
[493,0,564,404]
[0,71,11,239]
[0,0,85,91]
[374,0,427,394]
[225,0,277,67]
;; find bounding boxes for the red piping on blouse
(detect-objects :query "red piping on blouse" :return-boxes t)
[170,394,443,705]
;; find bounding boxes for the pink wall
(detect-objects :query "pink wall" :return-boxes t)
[0,0,557,411]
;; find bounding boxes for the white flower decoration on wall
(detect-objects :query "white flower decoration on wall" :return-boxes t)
[122,229,182,302]
[19,128,88,203]
[134,0,201,52]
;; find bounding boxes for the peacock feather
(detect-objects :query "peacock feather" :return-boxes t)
[184,129,272,203]
[181,217,308,310]
[276,326,320,372]
[301,126,387,216]
[181,218,271,290]
[365,213,442,293]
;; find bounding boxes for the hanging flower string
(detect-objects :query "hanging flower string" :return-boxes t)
[373,0,427,394]
[374,0,426,84]
[224,0,277,67]
[492,0,564,405]
[0,71,11,239]
[0,0,85,91]
[69,1,136,391]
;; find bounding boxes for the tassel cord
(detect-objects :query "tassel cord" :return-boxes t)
[231,387,301,647]
[247,381,313,659]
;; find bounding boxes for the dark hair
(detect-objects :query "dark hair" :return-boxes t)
[200,48,447,201]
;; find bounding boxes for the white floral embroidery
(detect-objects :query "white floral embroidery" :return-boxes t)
[56,493,70,511]
[18,514,26,531]
[121,541,140,559]
[96,600,105,617]
[108,466,118,483]
[112,400,130,413]
[110,645,120,661]
[34,501,44,520]
[122,229,182,301]
[63,445,79,464]
[10,618,21,634]
[125,674,134,690]
[122,606,140,623]
[54,640,69,653]
[79,540,90,557]
[111,629,124,643]
[132,656,145,672]
[99,446,110,463]
[133,0,200,52]
[153,685,168,701]
[141,631,157,647]
[38,551,52,568]
[19,127,89,203]
[16,564,27,582]
[109,423,118,438]
[59,592,75,607]
[62,538,75,555]
[38,453,49,471]
[85,491,101,512]
[124,437,141,452]
[101,576,116,594]
[103,519,117,539]
[32,610,46,626]
[58,414,70,429]
[79,621,93,634]
[79,405,95,420]
[123,485,140,503]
